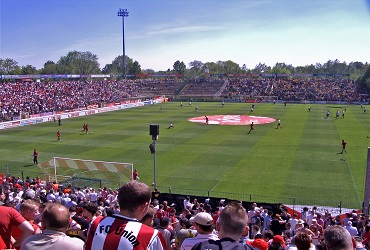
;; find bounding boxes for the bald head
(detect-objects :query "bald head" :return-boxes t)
[324,225,353,250]
[42,203,70,232]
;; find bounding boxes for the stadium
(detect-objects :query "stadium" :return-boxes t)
[1,76,370,214]
[3,1,370,249]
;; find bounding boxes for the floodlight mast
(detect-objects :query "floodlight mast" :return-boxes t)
[117,8,129,79]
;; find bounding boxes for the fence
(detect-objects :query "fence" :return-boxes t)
[155,185,363,210]
[0,168,363,211]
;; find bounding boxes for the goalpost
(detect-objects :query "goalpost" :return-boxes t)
[41,157,134,186]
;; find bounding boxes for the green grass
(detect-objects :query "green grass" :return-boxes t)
[0,102,368,207]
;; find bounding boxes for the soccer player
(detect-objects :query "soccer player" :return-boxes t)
[84,181,166,250]
[248,122,254,134]
[335,110,339,119]
[341,140,347,154]
[85,124,89,134]
[57,130,61,141]
[205,116,209,125]
[326,110,330,118]
[168,123,174,129]
[33,149,38,165]
[364,107,367,114]
[250,107,254,114]
[133,169,139,181]
[276,119,281,129]
[342,110,345,118]
[58,118,62,126]
[308,106,311,112]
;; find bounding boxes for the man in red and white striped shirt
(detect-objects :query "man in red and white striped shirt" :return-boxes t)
[85,181,167,250]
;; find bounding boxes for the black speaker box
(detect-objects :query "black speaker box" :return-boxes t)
[150,124,159,136]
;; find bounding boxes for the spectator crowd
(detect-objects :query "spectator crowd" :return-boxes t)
[222,77,363,102]
[0,174,369,250]
[0,77,366,122]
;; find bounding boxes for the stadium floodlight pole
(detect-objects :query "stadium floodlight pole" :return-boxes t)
[117,8,129,79]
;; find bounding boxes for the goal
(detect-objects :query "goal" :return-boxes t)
[41,157,134,187]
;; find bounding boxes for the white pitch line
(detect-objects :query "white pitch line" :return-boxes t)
[209,179,221,191]
[343,159,361,203]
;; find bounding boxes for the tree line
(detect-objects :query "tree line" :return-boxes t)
[1,50,370,93]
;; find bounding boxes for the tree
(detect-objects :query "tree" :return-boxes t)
[127,60,141,75]
[40,61,58,74]
[173,60,186,74]
[74,51,101,75]
[223,60,242,74]
[21,65,37,75]
[142,68,155,74]
[102,55,141,76]
[357,65,370,94]
[203,62,223,75]
[57,51,101,74]
[0,58,20,74]
[189,60,204,70]
[252,63,271,73]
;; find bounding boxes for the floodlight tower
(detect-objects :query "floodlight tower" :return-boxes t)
[117,8,129,78]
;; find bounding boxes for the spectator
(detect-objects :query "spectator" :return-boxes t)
[294,232,314,250]
[0,188,34,249]
[155,217,175,250]
[191,201,256,250]
[180,212,218,250]
[12,199,41,242]
[84,181,166,249]
[323,225,353,250]
[175,218,197,249]
[140,207,156,227]
[345,221,358,236]
[20,202,84,250]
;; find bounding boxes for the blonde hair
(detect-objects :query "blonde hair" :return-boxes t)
[20,199,40,213]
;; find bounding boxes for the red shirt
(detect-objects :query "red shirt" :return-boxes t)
[0,206,26,249]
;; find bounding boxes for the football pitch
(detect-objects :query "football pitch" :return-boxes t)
[0,102,369,208]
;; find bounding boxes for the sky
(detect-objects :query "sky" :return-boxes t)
[1,0,370,72]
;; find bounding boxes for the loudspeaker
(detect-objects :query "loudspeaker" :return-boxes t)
[150,124,159,136]
[149,143,155,154]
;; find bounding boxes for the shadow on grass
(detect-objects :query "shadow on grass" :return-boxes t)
[23,164,35,168]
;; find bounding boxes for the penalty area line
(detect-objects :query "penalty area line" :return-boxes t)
[209,179,221,192]
[344,159,361,204]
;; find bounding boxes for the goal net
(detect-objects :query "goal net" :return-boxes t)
[40,157,133,187]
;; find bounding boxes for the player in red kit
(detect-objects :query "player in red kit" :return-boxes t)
[32,149,38,165]
[57,130,61,141]
[85,124,89,134]
[341,140,347,154]
[133,169,139,181]
[248,122,254,134]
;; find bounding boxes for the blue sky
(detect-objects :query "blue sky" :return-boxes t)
[1,0,370,71]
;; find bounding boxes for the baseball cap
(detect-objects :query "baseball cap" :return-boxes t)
[190,212,214,226]
[273,235,286,247]
[251,238,269,250]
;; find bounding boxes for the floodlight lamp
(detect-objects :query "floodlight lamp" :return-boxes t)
[117,8,129,17]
